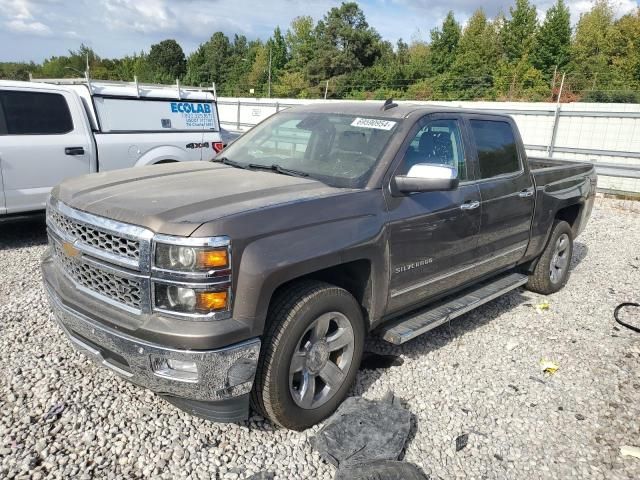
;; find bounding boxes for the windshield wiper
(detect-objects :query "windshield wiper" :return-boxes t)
[247,163,309,178]
[213,157,250,170]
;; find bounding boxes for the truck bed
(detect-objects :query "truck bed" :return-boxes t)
[529,156,596,189]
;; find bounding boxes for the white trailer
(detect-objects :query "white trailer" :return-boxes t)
[0,76,224,215]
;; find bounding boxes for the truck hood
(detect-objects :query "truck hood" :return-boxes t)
[53,162,346,236]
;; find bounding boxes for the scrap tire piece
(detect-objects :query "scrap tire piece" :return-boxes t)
[334,460,428,480]
[310,396,412,468]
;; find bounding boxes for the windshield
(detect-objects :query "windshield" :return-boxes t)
[217,111,400,188]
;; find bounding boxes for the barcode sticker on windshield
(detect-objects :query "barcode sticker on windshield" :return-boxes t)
[351,117,397,130]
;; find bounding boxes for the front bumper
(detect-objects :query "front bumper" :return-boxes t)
[44,279,260,422]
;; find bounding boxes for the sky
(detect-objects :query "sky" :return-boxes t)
[0,0,638,63]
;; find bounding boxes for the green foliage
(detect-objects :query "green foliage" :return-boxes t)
[147,39,186,82]
[307,2,383,85]
[8,0,640,103]
[531,0,571,74]
[570,0,616,83]
[448,9,500,99]
[429,12,461,75]
[500,0,538,63]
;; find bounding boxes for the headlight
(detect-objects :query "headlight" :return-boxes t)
[154,284,229,314]
[155,244,229,271]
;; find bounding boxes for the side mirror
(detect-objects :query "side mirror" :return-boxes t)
[394,164,460,194]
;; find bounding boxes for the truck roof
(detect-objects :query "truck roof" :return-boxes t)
[287,101,508,120]
[0,79,72,93]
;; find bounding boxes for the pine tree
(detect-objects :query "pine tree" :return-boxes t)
[429,11,461,75]
[500,0,538,63]
[570,0,616,86]
[531,0,571,74]
[448,9,500,99]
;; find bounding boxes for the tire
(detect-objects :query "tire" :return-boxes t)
[251,280,365,430]
[526,220,573,294]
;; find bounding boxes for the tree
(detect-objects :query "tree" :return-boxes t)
[570,0,616,88]
[147,39,186,81]
[429,11,461,75]
[267,27,288,73]
[285,16,316,72]
[531,0,571,74]
[610,8,640,85]
[500,0,538,63]
[447,9,500,99]
[308,2,383,83]
[185,32,230,86]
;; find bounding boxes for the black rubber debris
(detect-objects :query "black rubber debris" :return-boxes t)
[359,352,404,370]
[309,394,411,468]
[334,460,428,480]
[43,402,66,422]
[455,433,469,452]
[246,473,275,480]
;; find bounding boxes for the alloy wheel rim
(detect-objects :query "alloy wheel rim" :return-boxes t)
[549,233,570,284]
[289,311,355,410]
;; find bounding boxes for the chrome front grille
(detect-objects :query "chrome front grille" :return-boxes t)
[49,209,140,261]
[52,240,143,310]
[46,198,231,320]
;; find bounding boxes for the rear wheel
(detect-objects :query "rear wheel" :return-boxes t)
[251,280,365,430]
[526,220,573,294]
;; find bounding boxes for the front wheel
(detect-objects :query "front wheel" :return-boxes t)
[251,280,365,430]
[526,220,574,294]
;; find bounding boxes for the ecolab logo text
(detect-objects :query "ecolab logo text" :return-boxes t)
[170,102,212,114]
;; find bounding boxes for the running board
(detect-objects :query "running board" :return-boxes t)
[379,272,528,345]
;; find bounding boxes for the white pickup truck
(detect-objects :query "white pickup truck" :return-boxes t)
[0,78,224,217]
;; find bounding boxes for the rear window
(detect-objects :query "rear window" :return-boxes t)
[0,90,73,135]
[94,97,218,132]
[470,120,520,179]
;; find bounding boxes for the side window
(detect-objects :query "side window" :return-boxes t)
[0,91,73,135]
[469,120,520,179]
[0,98,6,134]
[403,119,467,180]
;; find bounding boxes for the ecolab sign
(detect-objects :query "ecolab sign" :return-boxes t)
[170,102,212,114]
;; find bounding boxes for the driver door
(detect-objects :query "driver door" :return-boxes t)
[385,115,482,313]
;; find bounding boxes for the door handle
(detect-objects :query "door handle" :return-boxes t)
[518,189,534,198]
[65,147,85,156]
[460,201,480,210]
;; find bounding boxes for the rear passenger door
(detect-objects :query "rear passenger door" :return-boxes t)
[0,88,92,213]
[466,116,534,275]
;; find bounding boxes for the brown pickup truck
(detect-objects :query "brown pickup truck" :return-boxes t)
[42,102,596,430]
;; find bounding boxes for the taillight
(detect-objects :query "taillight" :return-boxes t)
[212,141,224,153]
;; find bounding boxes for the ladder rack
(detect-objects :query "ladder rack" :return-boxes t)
[29,72,217,100]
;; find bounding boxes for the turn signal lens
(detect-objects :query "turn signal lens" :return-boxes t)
[154,284,229,315]
[196,291,228,311]
[155,244,229,271]
[197,249,228,269]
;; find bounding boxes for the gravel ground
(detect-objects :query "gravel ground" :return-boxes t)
[1,198,639,479]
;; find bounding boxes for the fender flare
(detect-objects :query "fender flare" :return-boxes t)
[231,218,387,335]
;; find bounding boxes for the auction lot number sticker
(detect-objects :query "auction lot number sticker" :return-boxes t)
[351,117,397,130]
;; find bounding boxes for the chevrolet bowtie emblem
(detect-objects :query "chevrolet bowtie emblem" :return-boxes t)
[62,241,80,258]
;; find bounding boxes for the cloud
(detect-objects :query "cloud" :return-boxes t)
[0,0,54,36]
[1,0,639,62]
[6,18,52,35]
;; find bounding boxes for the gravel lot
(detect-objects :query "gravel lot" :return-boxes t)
[1,198,639,479]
